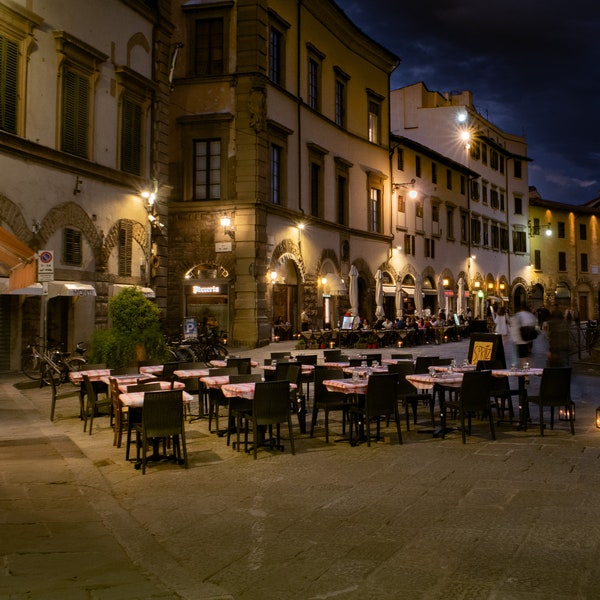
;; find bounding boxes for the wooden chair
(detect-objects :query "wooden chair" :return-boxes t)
[310,366,349,443]
[49,373,80,422]
[526,367,574,436]
[348,374,402,446]
[134,390,188,474]
[82,374,113,435]
[241,381,294,459]
[441,370,494,443]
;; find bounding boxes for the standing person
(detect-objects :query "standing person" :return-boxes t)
[545,308,570,367]
[300,309,310,331]
[493,306,510,344]
[510,305,538,366]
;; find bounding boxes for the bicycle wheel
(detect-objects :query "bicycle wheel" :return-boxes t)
[203,344,228,363]
[21,351,41,380]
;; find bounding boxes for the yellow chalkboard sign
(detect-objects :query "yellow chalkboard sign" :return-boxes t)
[467,333,506,367]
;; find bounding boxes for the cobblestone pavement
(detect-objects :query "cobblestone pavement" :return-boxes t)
[2,336,600,599]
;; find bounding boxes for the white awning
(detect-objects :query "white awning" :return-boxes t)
[112,284,156,298]
[7,282,44,295]
[48,281,96,298]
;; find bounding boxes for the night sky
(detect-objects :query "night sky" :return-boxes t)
[336,0,600,205]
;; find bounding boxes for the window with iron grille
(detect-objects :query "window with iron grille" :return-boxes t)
[195,18,224,75]
[61,67,90,158]
[368,98,380,144]
[558,251,566,271]
[63,228,82,266]
[368,187,381,233]
[0,34,18,134]
[269,25,283,84]
[336,171,348,226]
[500,227,509,251]
[270,143,282,205]
[120,97,142,175]
[425,238,435,259]
[335,77,346,127]
[397,147,404,171]
[308,58,320,110]
[194,139,221,200]
[512,230,526,253]
[118,221,133,277]
[490,188,499,209]
[471,217,481,245]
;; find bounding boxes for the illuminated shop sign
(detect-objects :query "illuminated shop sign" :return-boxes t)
[192,285,221,294]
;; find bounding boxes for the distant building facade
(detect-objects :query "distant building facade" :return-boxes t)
[0,0,172,370]
[167,0,399,346]
[390,82,531,318]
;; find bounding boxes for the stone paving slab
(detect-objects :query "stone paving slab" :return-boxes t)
[2,338,600,599]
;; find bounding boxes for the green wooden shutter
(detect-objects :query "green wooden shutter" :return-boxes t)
[0,35,18,134]
[61,68,89,157]
[118,222,133,277]
[120,97,142,175]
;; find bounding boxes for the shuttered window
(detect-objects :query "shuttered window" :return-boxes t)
[0,34,18,134]
[61,68,89,158]
[120,97,142,175]
[118,222,133,277]
[63,228,82,266]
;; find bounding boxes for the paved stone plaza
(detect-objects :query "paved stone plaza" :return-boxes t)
[2,337,600,599]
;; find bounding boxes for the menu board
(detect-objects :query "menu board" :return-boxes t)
[467,333,506,367]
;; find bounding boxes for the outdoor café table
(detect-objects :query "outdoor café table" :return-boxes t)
[382,358,414,366]
[343,365,388,376]
[139,364,164,376]
[114,379,185,394]
[322,361,350,369]
[209,359,259,368]
[220,381,302,433]
[99,373,157,389]
[490,367,544,429]
[406,372,464,425]
[119,389,193,465]
[174,367,211,419]
[69,368,112,417]
[321,377,373,444]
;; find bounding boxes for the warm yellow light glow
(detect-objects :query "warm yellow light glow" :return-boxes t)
[220,216,231,228]
[474,281,480,288]
[321,277,328,286]
[270,271,278,281]
[408,189,418,200]
[442,278,449,287]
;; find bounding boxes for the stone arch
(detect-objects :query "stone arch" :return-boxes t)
[0,193,35,247]
[270,238,306,283]
[127,32,150,68]
[102,219,149,269]
[314,247,339,280]
[36,202,103,263]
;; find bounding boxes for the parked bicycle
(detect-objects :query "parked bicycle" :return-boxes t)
[21,340,87,386]
[165,329,228,364]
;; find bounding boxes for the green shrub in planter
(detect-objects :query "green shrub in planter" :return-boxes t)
[89,287,169,369]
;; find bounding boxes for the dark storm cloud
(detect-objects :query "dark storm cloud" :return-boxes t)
[337,0,600,204]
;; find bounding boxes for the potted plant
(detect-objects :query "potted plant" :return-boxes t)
[88,287,169,369]
[295,338,307,351]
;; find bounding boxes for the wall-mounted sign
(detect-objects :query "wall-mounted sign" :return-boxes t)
[192,285,221,294]
[215,242,232,253]
[37,250,54,282]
